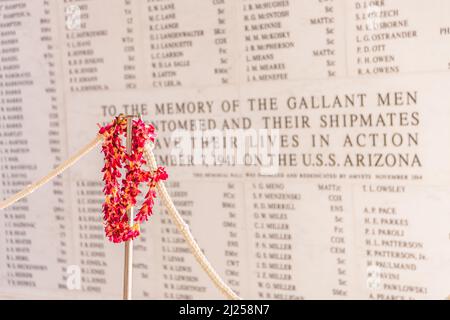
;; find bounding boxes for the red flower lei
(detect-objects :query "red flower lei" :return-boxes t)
[99,115,168,243]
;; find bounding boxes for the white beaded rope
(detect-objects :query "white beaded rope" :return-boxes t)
[0,134,241,300]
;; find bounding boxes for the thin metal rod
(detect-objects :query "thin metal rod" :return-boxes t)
[123,116,134,300]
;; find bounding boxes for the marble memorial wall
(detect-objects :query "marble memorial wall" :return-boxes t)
[0,0,449,299]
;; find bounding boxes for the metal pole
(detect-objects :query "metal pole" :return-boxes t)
[123,115,134,300]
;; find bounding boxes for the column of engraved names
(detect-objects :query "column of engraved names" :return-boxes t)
[62,0,140,92]
[358,185,428,299]
[240,0,294,82]
[0,0,64,291]
[348,0,418,76]
[74,180,109,295]
[145,0,216,88]
[159,180,208,299]
[0,0,37,289]
[246,179,302,299]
